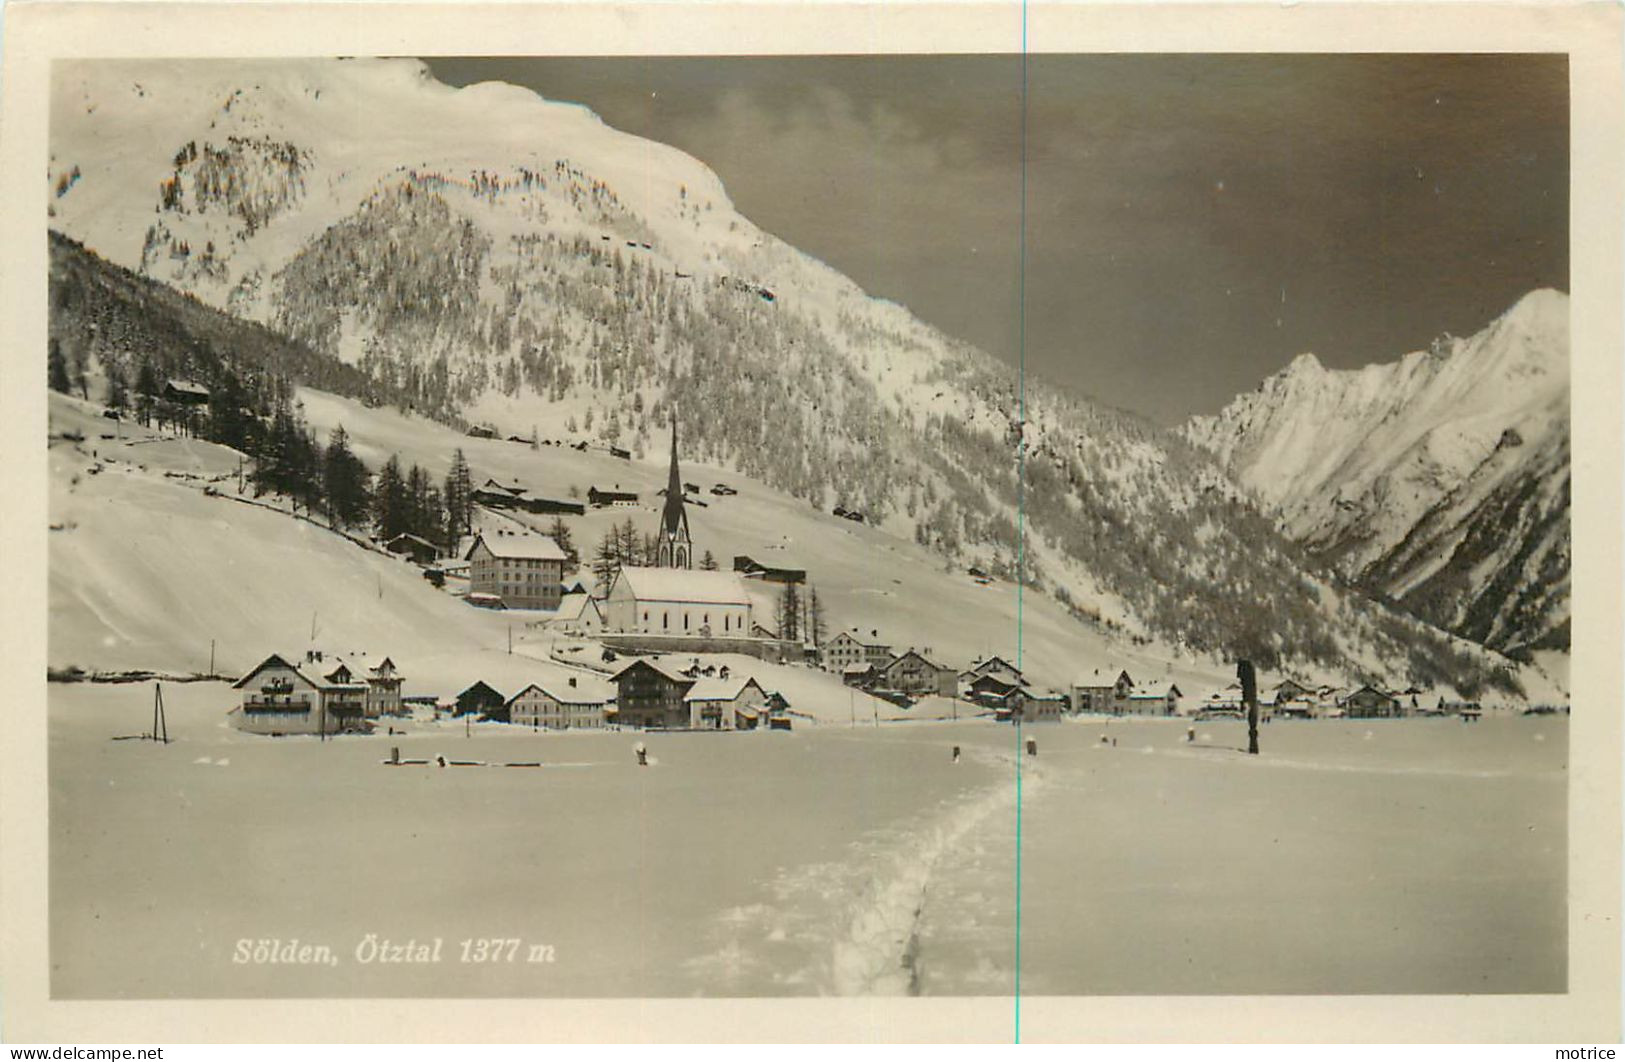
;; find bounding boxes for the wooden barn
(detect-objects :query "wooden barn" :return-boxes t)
[455,680,507,720]
[385,532,440,566]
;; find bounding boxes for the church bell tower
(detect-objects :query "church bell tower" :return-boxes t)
[657,417,692,569]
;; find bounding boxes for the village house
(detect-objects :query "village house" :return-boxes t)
[231,653,369,736]
[545,592,604,635]
[992,686,1067,723]
[733,555,807,585]
[1272,678,1315,706]
[610,658,695,729]
[162,378,211,406]
[335,653,405,717]
[455,680,507,719]
[1124,682,1183,717]
[969,672,1024,710]
[1021,689,1069,722]
[602,568,753,637]
[823,629,892,672]
[588,486,640,508]
[965,656,1025,687]
[684,675,768,729]
[465,530,567,610]
[507,676,609,730]
[875,649,957,698]
[1341,684,1403,719]
[841,662,876,688]
[1071,668,1135,714]
[385,532,440,566]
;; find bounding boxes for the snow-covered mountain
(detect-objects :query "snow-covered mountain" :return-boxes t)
[48,57,1554,699]
[1183,291,1569,659]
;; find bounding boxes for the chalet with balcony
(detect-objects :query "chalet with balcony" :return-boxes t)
[230,653,369,736]
[610,658,695,729]
[876,650,957,698]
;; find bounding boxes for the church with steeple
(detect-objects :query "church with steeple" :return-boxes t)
[656,417,692,569]
[600,413,756,639]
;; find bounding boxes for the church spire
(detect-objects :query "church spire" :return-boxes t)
[658,414,691,568]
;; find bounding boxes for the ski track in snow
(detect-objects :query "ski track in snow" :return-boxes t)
[685,742,1040,996]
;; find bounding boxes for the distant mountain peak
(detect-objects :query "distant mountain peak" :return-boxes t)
[1183,289,1570,660]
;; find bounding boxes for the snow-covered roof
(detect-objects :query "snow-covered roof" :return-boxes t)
[232,653,312,689]
[683,676,763,702]
[884,649,946,672]
[386,532,439,549]
[1072,667,1132,687]
[549,593,600,623]
[508,677,612,706]
[610,657,694,686]
[1128,682,1180,700]
[466,532,566,561]
[480,478,525,496]
[164,378,210,397]
[614,567,751,605]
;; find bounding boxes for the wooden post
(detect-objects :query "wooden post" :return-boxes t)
[1239,659,1259,755]
[209,639,215,678]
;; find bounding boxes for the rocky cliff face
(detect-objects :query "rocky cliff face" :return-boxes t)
[1184,290,1569,658]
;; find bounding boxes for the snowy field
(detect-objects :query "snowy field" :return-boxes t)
[50,682,1565,998]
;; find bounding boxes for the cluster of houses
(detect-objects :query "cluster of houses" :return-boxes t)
[266,424,1485,737]
[229,646,793,736]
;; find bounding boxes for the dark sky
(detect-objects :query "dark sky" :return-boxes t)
[424,54,1568,425]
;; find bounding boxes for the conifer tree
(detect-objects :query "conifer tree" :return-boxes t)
[323,425,370,530]
[592,527,621,589]
[547,516,577,568]
[442,448,473,547]
[807,583,827,647]
[373,454,408,540]
[777,583,802,643]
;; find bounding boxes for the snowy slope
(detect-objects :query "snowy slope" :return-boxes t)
[1184,291,1570,658]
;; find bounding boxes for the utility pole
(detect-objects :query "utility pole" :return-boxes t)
[209,639,215,679]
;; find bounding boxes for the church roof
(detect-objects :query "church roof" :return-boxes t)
[615,567,751,605]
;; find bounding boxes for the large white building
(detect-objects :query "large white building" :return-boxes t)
[603,567,752,637]
[465,531,567,610]
[506,676,610,730]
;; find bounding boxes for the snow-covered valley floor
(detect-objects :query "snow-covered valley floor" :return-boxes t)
[50,682,1566,998]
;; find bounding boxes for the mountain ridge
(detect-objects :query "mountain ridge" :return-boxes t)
[1183,289,1570,658]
